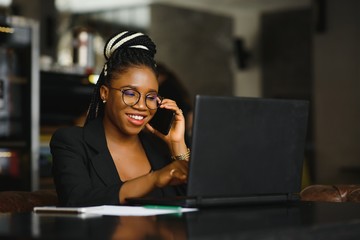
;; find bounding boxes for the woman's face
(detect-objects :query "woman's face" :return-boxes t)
[101,65,159,136]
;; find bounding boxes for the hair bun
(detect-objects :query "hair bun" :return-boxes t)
[104,31,156,60]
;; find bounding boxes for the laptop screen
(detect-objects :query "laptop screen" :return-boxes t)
[187,95,309,199]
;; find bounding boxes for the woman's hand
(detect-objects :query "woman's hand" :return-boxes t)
[151,159,189,188]
[120,159,188,204]
[146,98,188,156]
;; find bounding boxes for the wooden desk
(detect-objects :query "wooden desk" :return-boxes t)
[1,202,360,239]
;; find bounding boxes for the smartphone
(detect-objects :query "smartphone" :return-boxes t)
[149,108,175,135]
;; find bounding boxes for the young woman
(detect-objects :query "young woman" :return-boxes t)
[50,31,190,207]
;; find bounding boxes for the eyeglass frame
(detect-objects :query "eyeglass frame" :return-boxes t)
[106,86,163,110]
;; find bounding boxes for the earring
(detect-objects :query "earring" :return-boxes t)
[102,99,106,103]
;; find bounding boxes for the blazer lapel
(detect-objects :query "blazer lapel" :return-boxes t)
[83,118,120,185]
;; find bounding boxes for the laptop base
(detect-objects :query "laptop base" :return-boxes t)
[126,194,300,208]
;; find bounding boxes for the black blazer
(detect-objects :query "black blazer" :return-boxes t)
[50,117,186,207]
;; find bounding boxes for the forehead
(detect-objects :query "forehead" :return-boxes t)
[111,66,158,91]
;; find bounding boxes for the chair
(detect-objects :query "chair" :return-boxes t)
[0,190,58,213]
[300,184,360,202]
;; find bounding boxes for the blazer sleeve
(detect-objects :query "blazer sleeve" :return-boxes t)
[50,127,121,207]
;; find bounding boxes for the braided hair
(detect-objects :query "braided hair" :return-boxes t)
[85,31,157,125]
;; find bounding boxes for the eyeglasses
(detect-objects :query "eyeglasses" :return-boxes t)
[108,86,162,110]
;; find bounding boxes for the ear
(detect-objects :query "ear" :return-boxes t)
[100,85,109,102]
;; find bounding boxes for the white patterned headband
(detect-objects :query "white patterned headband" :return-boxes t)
[103,31,150,76]
[104,31,149,60]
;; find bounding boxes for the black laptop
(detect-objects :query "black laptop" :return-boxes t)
[126,95,309,208]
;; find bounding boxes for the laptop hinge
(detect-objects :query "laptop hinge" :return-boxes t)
[195,196,203,205]
[287,193,300,201]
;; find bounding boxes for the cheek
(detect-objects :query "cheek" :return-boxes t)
[107,98,125,115]
[108,92,126,107]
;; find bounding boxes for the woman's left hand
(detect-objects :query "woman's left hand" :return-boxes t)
[145,99,188,155]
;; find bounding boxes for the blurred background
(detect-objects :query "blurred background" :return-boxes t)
[0,0,359,191]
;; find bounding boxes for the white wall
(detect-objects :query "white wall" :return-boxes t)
[150,4,234,101]
[231,10,262,97]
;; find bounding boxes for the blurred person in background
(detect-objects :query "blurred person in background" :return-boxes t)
[157,63,193,145]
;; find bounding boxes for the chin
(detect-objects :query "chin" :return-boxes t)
[125,126,144,136]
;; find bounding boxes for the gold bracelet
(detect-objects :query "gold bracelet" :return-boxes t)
[171,148,190,161]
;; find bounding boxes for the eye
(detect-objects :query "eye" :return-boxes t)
[123,89,137,97]
[146,93,158,101]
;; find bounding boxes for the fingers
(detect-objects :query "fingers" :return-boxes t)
[154,160,189,188]
[145,123,158,135]
[152,99,186,144]
[159,99,184,118]
[176,108,183,118]
[145,124,170,146]
[169,168,187,182]
[169,169,187,183]
[170,169,176,176]
[169,168,186,179]
[168,160,188,181]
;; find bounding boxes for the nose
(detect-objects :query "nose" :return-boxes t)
[133,95,147,110]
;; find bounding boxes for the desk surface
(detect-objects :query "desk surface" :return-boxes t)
[1,201,360,239]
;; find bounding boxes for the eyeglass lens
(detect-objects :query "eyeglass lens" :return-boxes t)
[122,89,160,109]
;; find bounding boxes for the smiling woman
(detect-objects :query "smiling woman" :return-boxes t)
[50,30,190,207]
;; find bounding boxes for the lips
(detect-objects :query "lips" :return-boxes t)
[126,113,146,126]
[128,114,144,121]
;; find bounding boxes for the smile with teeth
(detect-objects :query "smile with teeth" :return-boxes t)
[128,114,144,121]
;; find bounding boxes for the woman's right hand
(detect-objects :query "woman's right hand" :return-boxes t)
[120,159,188,204]
[152,160,189,188]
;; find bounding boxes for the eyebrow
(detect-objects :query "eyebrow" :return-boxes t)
[121,85,158,93]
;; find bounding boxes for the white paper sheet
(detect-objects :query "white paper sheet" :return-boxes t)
[33,205,198,216]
